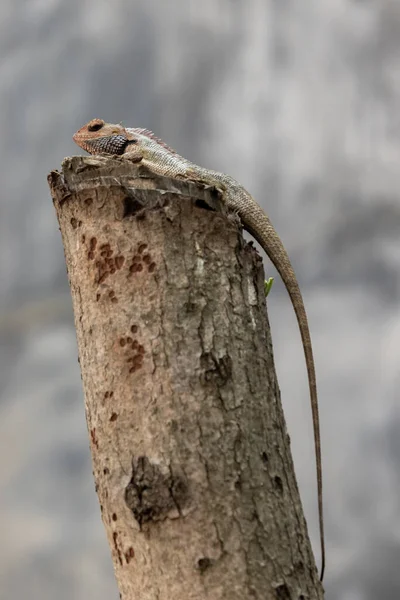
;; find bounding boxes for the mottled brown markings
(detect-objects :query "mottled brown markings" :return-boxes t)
[118,333,145,373]
[90,428,98,449]
[84,197,93,206]
[98,272,109,284]
[124,547,135,564]
[112,531,123,566]
[81,234,86,243]
[70,217,78,229]
[128,244,156,277]
[90,237,97,250]
[108,290,118,303]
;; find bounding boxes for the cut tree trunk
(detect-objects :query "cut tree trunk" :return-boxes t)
[48,156,324,600]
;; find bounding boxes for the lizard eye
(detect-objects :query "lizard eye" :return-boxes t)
[88,119,105,132]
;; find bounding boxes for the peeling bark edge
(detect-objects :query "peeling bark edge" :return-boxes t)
[48,156,324,600]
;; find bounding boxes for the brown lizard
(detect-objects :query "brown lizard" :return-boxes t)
[73,118,325,581]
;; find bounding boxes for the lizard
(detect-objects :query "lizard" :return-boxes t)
[73,118,325,581]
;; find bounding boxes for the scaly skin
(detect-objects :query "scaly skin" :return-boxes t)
[73,118,325,581]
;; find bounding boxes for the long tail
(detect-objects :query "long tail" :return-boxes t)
[239,200,325,582]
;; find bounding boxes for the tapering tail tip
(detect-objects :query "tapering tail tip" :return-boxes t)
[319,556,325,583]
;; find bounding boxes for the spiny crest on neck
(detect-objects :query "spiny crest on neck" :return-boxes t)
[129,128,177,154]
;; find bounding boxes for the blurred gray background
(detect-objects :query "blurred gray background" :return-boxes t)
[0,0,398,598]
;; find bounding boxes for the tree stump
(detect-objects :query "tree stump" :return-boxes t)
[48,156,324,600]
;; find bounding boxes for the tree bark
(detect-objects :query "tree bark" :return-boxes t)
[48,156,324,600]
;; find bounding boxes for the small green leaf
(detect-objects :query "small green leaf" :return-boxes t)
[264,277,274,297]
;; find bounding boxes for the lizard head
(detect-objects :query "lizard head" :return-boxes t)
[73,119,136,155]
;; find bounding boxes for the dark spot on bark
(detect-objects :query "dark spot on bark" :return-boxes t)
[148,262,156,273]
[120,338,126,347]
[98,271,109,284]
[125,547,135,563]
[70,218,78,229]
[113,531,123,566]
[90,238,97,250]
[130,325,138,334]
[88,251,95,260]
[262,451,269,464]
[138,244,148,254]
[90,428,98,449]
[125,456,188,526]
[85,197,93,206]
[96,293,101,301]
[110,412,118,422]
[295,561,305,573]
[195,198,215,211]
[123,196,145,218]
[129,354,143,373]
[275,584,290,599]
[129,263,143,273]
[142,254,151,264]
[201,353,232,385]
[274,475,283,493]
[184,301,197,313]
[112,513,118,521]
[103,467,110,475]
[197,557,213,572]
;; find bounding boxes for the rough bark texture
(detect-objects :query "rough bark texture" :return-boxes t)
[48,156,324,600]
